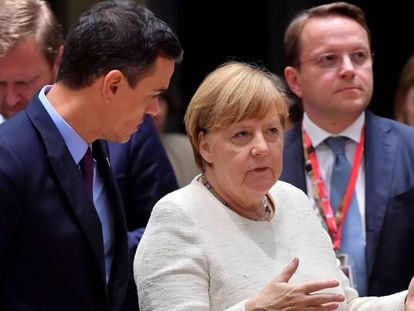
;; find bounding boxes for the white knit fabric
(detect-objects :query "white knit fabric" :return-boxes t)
[134,177,407,310]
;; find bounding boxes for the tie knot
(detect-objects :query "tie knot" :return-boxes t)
[325,136,347,156]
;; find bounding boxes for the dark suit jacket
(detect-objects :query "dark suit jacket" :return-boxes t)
[0,97,129,310]
[280,111,414,296]
[108,115,178,233]
[108,115,178,310]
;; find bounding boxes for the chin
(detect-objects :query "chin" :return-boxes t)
[250,179,276,194]
[110,132,133,144]
[247,170,276,187]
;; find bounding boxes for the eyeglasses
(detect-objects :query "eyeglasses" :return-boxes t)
[294,50,374,70]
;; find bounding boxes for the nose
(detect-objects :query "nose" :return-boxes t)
[4,85,21,107]
[145,97,159,117]
[251,133,269,156]
[339,54,356,79]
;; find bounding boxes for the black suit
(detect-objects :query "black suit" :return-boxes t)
[0,97,129,310]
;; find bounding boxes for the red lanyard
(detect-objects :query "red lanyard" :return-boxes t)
[302,125,365,251]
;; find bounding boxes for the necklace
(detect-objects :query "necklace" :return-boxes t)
[198,174,273,221]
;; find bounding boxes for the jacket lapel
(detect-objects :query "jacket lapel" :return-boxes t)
[364,112,396,277]
[26,98,107,284]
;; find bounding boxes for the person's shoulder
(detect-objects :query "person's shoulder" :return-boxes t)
[284,121,302,141]
[0,112,32,145]
[269,180,318,221]
[162,132,190,141]
[367,112,414,140]
[270,180,308,201]
[161,133,192,149]
[154,176,203,208]
[149,176,204,223]
[272,179,303,191]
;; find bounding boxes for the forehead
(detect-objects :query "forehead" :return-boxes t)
[222,107,282,129]
[0,37,50,80]
[300,16,369,54]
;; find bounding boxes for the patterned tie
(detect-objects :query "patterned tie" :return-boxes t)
[325,136,367,296]
[80,147,94,199]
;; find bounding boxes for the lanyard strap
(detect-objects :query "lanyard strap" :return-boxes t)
[302,125,365,250]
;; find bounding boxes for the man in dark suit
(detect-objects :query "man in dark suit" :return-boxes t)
[281,2,414,297]
[108,115,179,310]
[0,0,178,228]
[0,1,179,308]
[0,0,183,309]
[109,115,178,237]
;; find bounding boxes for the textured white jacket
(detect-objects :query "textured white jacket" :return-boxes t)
[134,178,407,310]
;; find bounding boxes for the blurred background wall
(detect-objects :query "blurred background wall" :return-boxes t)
[47,0,413,133]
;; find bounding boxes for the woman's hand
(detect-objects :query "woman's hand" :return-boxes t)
[245,257,345,311]
[405,277,414,311]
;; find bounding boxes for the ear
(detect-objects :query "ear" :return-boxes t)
[102,70,123,100]
[52,45,64,80]
[284,66,303,98]
[198,131,213,165]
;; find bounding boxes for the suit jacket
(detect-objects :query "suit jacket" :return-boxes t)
[280,111,414,296]
[0,97,129,310]
[108,115,178,233]
[108,115,178,310]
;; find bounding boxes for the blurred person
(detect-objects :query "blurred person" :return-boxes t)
[273,75,303,130]
[285,98,303,130]
[134,61,414,310]
[281,2,414,297]
[0,0,182,310]
[152,91,199,187]
[0,0,63,122]
[394,54,414,125]
[0,1,180,308]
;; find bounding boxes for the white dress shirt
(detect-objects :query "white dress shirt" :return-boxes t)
[302,112,366,238]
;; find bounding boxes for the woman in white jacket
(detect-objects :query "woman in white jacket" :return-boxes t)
[134,62,414,310]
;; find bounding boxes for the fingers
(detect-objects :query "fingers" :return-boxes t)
[274,257,299,283]
[300,279,340,294]
[405,277,414,311]
[306,293,345,305]
[307,302,341,311]
[247,258,345,311]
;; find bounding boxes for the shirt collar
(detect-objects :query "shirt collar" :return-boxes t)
[38,85,89,165]
[302,112,365,147]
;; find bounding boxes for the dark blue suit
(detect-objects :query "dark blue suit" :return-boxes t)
[280,111,414,296]
[108,114,178,235]
[0,97,129,310]
[108,115,178,310]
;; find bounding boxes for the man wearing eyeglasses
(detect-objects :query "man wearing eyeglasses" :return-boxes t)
[281,1,414,298]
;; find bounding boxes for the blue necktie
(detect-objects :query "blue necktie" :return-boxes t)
[325,136,367,296]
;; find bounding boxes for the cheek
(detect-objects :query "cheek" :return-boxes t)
[406,91,414,109]
[406,102,414,115]
[357,69,374,92]
[270,143,284,170]
[214,149,245,175]
[22,87,39,102]
[302,73,331,96]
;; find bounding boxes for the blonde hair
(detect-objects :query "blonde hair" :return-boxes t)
[0,0,63,66]
[184,61,288,169]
